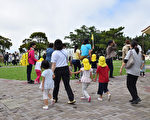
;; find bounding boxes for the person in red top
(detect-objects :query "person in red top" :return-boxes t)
[27,42,38,84]
[95,56,111,101]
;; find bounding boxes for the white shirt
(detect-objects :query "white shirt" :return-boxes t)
[80,68,93,83]
[35,61,42,71]
[40,69,54,89]
[51,49,68,68]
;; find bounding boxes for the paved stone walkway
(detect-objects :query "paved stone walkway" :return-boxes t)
[0,74,150,120]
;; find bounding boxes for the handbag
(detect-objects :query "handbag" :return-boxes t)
[125,51,134,69]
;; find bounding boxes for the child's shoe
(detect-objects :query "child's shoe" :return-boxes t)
[43,105,48,110]
[80,96,87,100]
[88,96,91,102]
[108,94,111,101]
[51,99,55,105]
[98,98,103,101]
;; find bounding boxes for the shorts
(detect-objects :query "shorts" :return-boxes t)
[43,89,51,99]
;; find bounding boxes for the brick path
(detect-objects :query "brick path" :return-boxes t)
[0,74,150,120]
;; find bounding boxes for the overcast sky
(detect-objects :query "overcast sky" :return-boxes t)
[0,0,150,53]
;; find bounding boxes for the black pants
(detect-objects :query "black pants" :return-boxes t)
[97,83,109,96]
[72,60,81,78]
[127,74,139,100]
[106,58,113,77]
[27,64,33,82]
[53,66,74,101]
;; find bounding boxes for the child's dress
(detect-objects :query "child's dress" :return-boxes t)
[40,69,54,99]
[80,67,93,99]
[35,61,42,83]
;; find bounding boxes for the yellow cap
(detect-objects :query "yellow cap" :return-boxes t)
[37,58,44,62]
[82,58,91,70]
[98,56,107,67]
[91,54,96,62]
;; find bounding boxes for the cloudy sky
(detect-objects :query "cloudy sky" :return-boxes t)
[0,0,150,52]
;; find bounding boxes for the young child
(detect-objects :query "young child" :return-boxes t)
[39,60,55,110]
[90,54,98,74]
[34,58,44,84]
[140,54,146,77]
[72,58,93,102]
[95,56,111,101]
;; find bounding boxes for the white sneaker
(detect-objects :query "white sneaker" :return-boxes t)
[108,94,111,101]
[98,98,103,101]
[80,97,87,100]
[51,99,55,105]
[43,105,48,110]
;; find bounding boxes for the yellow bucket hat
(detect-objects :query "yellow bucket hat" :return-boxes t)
[91,54,96,62]
[82,58,91,70]
[98,56,107,67]
[37,58,44,62]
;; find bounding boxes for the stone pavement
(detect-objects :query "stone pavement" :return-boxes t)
[0,74,150,120]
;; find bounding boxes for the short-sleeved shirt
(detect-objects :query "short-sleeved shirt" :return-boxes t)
[40,69,54,89]
[73,49,80,60]
[81,44,91,56]
[35,61,42,71]
[96,66,109,83]
[51,49,68,68]
[81,68,93,83]
[46,48,54,62]
[90,61,98,69]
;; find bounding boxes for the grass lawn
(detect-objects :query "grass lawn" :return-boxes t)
[0,60,150,81]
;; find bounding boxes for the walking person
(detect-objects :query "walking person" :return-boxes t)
[46,43,54,67]
[27,42,38,84]
[95,56,111,101]
[120,41,142,104]
[90,54,98,75]
[140,54,146,77]
[34,58,44,84]
[51,39,76,104]
[106,40,117,78]
[72,58,93,102]
[72,45,81,79]
[39,60,55,110]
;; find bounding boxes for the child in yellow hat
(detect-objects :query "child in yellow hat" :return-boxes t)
[90,54,98,75]
[95,56,111,101]
[72,58,93,102]
[34,58,44,84]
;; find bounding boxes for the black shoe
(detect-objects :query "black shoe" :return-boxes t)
[28,80,34,84]
[109,76,115,78]
[129,99,134,102]
[131,98,141,104]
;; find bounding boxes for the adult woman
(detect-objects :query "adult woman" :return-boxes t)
[120,41,142,104]
[72,45,81,79]
[46,43,54,67]
[80,38,92,60]
[122,40,131,61]
[51,39,75,104]
[27,42,38,84]
[106,40,117,78]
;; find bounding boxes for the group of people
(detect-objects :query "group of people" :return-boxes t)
[26,38,145,110]
[4,52,20,65]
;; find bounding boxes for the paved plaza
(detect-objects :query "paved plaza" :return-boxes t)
[0,74,150,120]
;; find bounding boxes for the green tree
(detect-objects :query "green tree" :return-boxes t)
[19,32,49,57]
[0,35,12,56]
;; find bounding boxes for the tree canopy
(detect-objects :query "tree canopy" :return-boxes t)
[0,35,12,55]
[19,32,49,57]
